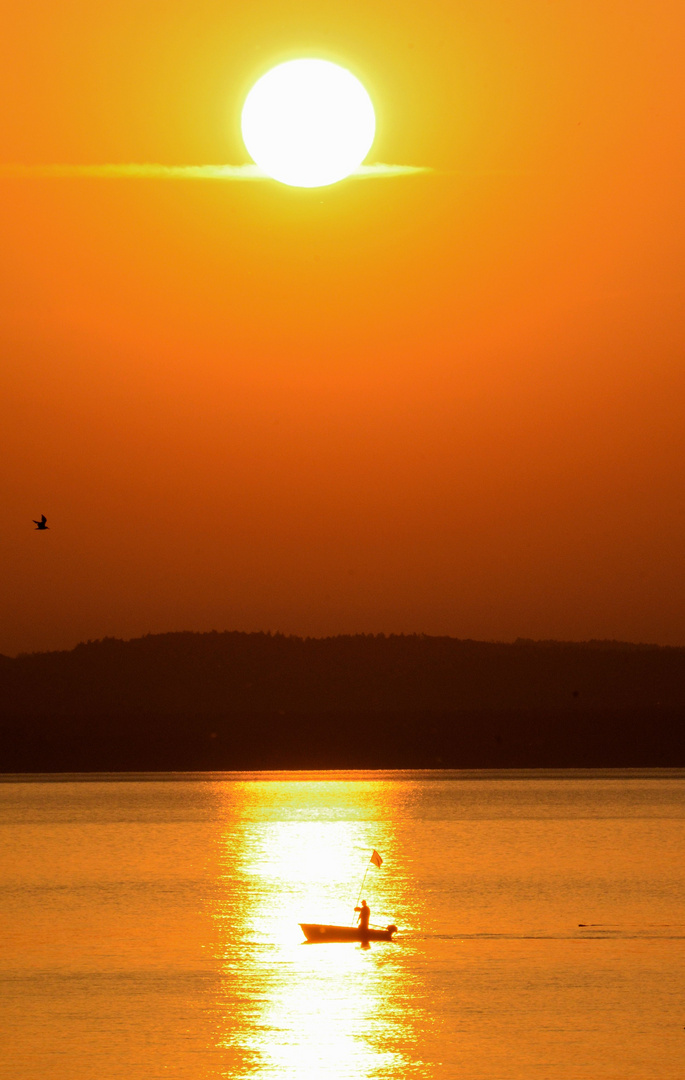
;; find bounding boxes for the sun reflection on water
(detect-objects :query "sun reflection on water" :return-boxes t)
[206,776,422,1078]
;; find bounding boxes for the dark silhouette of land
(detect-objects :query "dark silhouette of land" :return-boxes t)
[1,631,684,771]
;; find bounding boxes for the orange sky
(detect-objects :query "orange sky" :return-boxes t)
[2,0,685,654]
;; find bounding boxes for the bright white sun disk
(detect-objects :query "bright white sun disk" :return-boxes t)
[241,60,375,188]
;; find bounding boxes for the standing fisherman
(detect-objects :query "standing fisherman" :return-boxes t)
[355,899,370,932]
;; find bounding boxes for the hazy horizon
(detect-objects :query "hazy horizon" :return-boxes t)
[3,625,683,661]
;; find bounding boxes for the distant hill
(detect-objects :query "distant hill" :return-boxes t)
[1,631,684,770]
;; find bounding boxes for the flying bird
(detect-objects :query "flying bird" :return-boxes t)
[33,515,49,530]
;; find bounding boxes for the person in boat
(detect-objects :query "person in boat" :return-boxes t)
[355,899,370,932]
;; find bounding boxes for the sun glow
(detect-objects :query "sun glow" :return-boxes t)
[241,60,376,188]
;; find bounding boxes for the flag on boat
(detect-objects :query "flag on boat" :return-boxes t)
[370,849,383,868]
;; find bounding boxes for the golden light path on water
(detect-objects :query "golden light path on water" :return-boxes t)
[208,776,425,1078]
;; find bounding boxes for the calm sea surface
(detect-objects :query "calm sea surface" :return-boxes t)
[1,770,684,1079]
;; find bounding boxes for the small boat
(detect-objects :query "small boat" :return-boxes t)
[300,923,398,944]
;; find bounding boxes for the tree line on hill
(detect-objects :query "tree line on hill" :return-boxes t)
[1,631,684,770]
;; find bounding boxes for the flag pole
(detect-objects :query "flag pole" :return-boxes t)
[353,850,383,918]
[354,865,371,913]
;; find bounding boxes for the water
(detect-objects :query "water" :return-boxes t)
[1,770,684,1079]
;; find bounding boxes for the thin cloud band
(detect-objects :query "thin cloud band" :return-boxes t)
[0,162,431,180]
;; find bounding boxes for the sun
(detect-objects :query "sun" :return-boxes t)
[241,60,375,188]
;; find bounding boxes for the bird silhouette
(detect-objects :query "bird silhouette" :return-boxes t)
[33,515,49,530]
